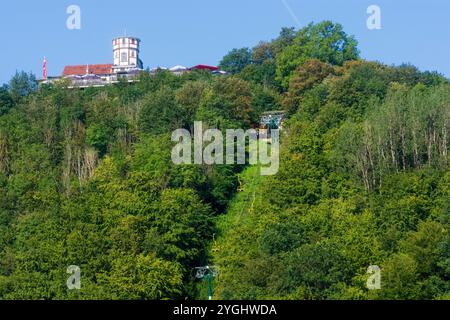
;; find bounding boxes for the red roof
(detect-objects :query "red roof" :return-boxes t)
[190,65,219,71]
[63,64,113,76]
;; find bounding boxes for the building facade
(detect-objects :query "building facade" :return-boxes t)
[112,36,143,73]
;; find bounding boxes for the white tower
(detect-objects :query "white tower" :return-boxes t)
[112,36,143,73]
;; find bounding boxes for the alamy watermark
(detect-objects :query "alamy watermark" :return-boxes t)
[366,265,381,290]
[367,5,382,30]
[66,265,81,290]
[171,122,280,176]
[66,5,81,30]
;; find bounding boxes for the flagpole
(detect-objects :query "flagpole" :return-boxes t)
[43,57,47,80]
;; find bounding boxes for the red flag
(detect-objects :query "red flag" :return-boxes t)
[43,57,47,80]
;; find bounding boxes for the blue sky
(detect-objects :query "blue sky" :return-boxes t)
[0,0,449,85]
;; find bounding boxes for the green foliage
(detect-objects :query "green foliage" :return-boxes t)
[276,21,359,88]
[211,27,449,300]
[98,253,183,300]
[284,59,334,115]
[8,71,37,102]
[219,48,253,74]
[175,80,208,130]
[138,86,180,134]
[0,21,448,300]
[284,242,354,299]
[0,85,13,116]
[86,123,111,155]
[197,77,255,128]
[239,62,278,89]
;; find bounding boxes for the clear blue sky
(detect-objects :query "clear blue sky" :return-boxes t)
[1,0,449,85]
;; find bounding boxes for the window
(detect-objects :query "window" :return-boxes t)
[121,52,127,63]
[122,38,126,45]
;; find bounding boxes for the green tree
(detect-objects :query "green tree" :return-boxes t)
[0,85,13,116]
[219,48,253,74]
[8,71,37,102]
[138,86,180,134]
[276,21,359,88]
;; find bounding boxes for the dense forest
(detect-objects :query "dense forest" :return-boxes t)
[0,21,448,300]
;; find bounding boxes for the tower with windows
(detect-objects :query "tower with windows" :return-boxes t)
[112,36,143,73]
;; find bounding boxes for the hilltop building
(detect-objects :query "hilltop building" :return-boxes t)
[40,35,224,88]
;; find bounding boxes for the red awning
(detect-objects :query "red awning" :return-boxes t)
[189,65,219,71]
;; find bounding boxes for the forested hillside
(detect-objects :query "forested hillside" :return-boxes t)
[0,21,448,300]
